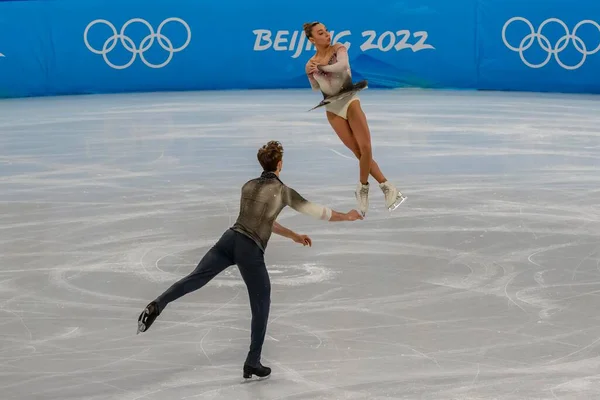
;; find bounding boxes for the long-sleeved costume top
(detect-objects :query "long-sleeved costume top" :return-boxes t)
[306,44,353,97]
[231,171,332,252]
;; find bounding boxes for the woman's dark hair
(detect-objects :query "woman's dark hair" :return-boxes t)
[257,140,284,172]
[302,21,320,39]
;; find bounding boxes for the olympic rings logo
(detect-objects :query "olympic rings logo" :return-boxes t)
[84,18,191,69]
[502,17,600,70]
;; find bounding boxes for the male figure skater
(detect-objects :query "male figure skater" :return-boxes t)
[137,140,363,380]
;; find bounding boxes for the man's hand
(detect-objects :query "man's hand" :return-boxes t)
[293,234,312,247]
[273,221,312,247]
[273,221,313,247]
[345,209,364,221]
[328,209,364,222]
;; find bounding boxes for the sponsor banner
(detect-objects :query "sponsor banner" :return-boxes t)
[0,0,598,97]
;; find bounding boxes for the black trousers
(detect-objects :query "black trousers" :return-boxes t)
[155,228,271,367]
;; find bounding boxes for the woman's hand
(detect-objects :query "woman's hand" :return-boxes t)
[307,60,320,74]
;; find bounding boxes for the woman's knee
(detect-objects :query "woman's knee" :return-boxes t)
[358,142,372,157]
[350,147,361,158]
[341,129,363,159]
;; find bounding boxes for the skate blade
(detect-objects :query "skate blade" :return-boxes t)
[137,311,150,334]
[241,375,270,384]
[388,195,407,211]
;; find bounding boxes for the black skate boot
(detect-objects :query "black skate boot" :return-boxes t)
[243,362,271,380]
[137,301,160,334]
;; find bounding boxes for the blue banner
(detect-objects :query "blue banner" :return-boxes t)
[0,0,599,98]
[477,0,600,93]
[245,0,477,90]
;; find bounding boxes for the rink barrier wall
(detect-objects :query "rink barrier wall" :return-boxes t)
[1,0,600,98]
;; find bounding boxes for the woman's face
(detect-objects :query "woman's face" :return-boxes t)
[309,23,331,47]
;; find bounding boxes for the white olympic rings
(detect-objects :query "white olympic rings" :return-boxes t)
[84,17,191,69]
[502,17,600,70]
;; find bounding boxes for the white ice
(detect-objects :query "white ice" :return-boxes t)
[1,88,600,399]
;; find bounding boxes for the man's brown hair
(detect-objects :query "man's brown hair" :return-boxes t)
[257,140,284,172]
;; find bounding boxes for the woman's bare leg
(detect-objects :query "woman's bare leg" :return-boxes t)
[346,100,407,211]
[325,111,386,183]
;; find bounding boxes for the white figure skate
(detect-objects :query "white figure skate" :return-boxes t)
[355,182,370,216]
[380,181,407,211]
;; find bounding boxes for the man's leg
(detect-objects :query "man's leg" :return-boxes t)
[138,230,235,333]
[155,246,233,312]
[238,259,271,367]
[234,234,271,378]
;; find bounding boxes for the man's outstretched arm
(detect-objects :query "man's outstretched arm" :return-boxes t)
[283,186,362,222]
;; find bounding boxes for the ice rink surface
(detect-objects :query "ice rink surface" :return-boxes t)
[1,88,600,399]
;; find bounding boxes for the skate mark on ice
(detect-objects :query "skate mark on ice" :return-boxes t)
[328,148,354,160]
[571,244,600,281]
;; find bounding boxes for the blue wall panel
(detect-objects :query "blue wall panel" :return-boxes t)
[477,0,600,93]
[0,0,599,98]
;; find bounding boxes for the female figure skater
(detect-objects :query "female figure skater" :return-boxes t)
[303,21,406,216]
